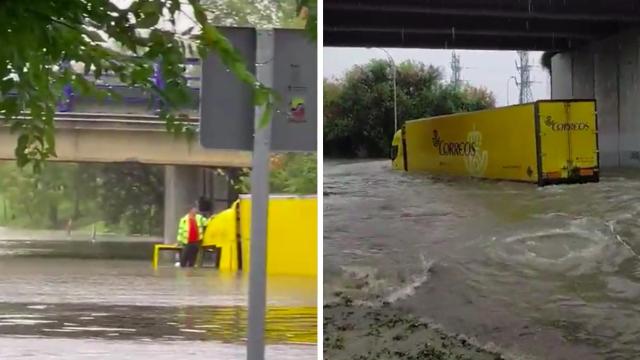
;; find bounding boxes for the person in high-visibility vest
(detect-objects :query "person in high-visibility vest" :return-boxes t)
[177,206,208,267]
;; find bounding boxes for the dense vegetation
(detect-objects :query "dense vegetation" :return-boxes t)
[0,162,164,235]
[540,51,558,75]
[0,152,315,234]
[324,60,496,158]
[235,153,317,194]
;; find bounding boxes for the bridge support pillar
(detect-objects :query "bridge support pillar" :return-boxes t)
[550,28,640,168]
[163,165,203,244]
[163,166,240,244]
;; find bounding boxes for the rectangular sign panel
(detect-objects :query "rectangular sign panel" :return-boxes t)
[199,27,256,151]
[199,27,317,152]
[271,29,317,152]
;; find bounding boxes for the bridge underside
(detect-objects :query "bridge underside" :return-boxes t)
[0,118,251,168]
[325,0,640,50]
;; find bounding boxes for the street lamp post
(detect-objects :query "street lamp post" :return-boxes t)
[370,47,398,133]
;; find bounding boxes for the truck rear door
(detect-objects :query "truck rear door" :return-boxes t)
[536,100,599,185]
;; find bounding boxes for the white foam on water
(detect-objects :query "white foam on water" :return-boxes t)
[488,219,627,275]
[3,319,56,325]
[62,326,136,332]
[42,329,78,333]
[385,254,435,304]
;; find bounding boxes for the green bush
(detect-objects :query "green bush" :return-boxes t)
[234,153,317,195]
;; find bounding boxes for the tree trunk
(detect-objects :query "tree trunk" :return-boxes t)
[48,204,58,228]
[73,191,80,220]
[73,168,81,220]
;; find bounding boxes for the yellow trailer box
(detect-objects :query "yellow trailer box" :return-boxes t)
[391,100,599,186]
[202,194,317,277]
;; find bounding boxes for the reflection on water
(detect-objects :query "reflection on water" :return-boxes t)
[0,303,316,344]
[0,239,316,359]
[324,160,640,359]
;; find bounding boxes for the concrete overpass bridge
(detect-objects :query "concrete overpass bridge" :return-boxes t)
[0,113,250,167]
[325,0,640,169]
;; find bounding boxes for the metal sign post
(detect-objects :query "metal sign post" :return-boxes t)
[198,26,316,360]
[246,29,274,360]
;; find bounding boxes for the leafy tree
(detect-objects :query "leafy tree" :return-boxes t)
[98,163,164,235]
[203,0,301,28]
[234,153,316,194]
[0,161,164,235]
[0,0,315,171]
[324,60,496,158]
[0,162,88,227]
[540,51,558,75]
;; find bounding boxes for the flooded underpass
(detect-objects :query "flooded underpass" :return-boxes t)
[0,235,316,359]
[324,160,640,359]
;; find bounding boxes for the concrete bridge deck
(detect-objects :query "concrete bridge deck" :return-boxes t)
[0,113,251,168]
[325,0,640,50]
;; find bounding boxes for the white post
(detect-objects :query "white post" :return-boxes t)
[392,65,398,132]
[371,47,398,132]
[246,29,274,360]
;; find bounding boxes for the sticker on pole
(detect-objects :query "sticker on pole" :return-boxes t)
[288,96,306,123]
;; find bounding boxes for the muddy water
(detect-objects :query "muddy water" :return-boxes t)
[0,238,316,359]
[324,159,640,359]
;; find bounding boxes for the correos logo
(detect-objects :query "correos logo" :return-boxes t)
[544,116,590,131]
[431,127,488,176]
[432,130,477,156]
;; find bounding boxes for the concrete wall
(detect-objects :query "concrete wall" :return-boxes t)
[571,48,595,99]
[617,32,640,167]
[551,28,640,168]
[593,40,620,167]
[551,53,573,99]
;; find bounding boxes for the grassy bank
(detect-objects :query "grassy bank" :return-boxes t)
[324,295,505,360]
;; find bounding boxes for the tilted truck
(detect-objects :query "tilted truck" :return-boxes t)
[201,194,317,277]
[391,100,599,186]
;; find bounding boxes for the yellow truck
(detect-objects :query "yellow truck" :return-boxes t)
[391,100,599,186]
[199,194,317,277]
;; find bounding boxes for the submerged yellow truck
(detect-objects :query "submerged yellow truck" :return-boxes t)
[153,195,316,277]
[391,100,599,186]
[200,194,316,277]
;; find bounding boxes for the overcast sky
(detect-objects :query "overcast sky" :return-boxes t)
[323,48,551,107]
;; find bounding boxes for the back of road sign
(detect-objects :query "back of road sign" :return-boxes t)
[199,27,317,153]
[199,27,256,151]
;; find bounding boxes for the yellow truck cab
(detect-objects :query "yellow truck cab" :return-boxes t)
[391,128,405,170]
